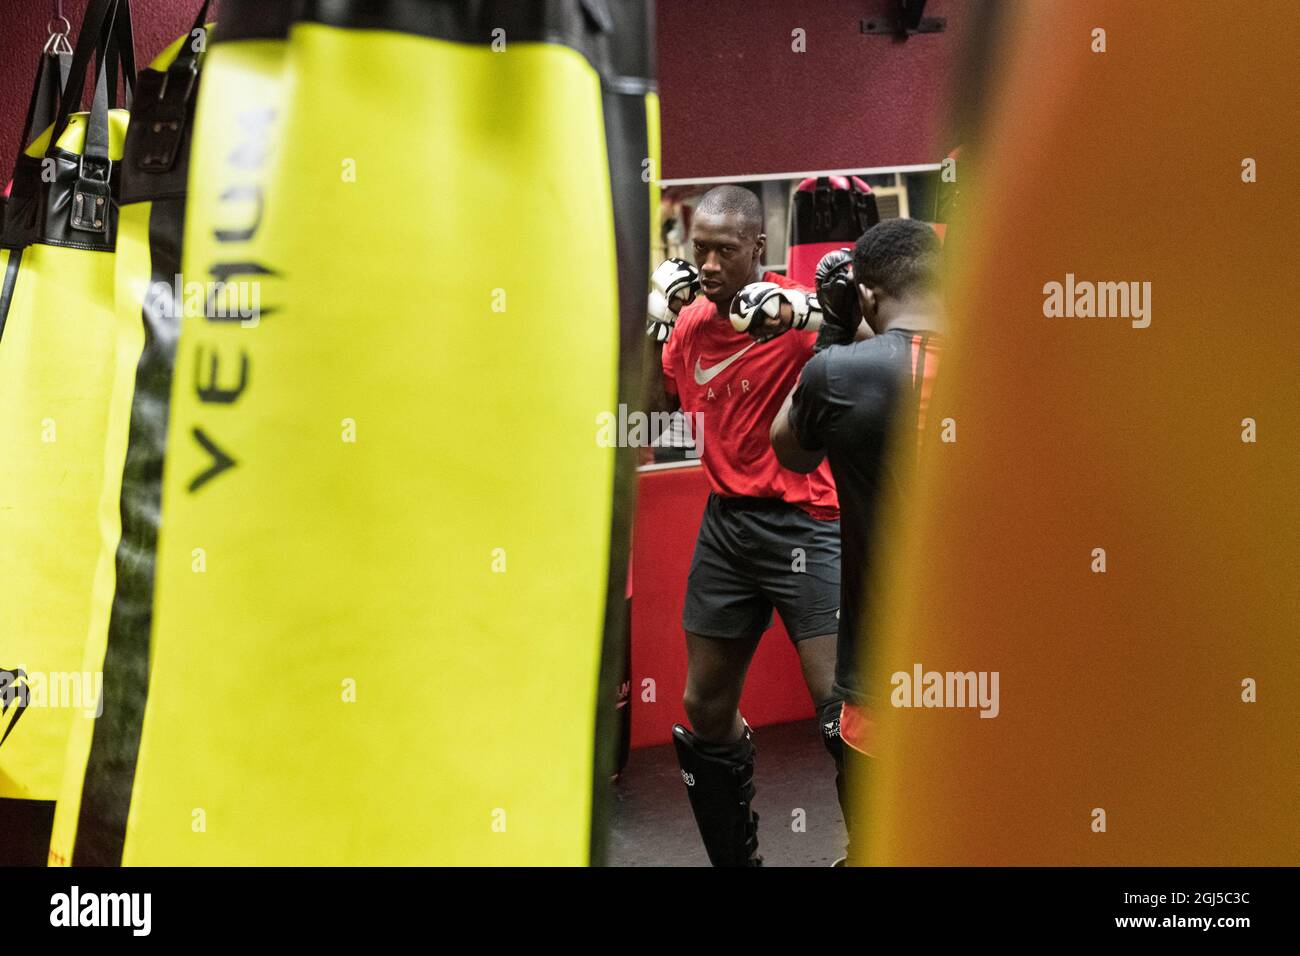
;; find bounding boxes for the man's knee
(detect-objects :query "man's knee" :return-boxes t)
[681,687,718,729]
[682,689,738,741]
[795,632,839,704]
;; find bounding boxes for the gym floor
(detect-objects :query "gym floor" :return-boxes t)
[608,719,845,867]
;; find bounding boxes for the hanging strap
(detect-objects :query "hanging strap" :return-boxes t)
[50,0,128,235]
[81,9,119,170]
[20,52,69,148]
[97,0,136,110]
[48,0,127,151]
[13,10,76,150]
[162,0,211,95]
[135,0,210,174]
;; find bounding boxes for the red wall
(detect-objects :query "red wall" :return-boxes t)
[657,0,964,181]
[6,0,968,185]
[0,0,201,185]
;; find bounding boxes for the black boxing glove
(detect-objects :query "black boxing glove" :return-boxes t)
[813,248,860,352]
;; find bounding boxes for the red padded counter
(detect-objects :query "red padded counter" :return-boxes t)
[630,462,816,749]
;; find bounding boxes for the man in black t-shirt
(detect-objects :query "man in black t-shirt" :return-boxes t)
[770,218,945,864]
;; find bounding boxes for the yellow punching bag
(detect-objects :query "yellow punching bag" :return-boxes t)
[71,0,656,865]
[49,2,215,867]
[0,0,135,864]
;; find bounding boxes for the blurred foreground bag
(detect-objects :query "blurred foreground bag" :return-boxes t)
[0,0,135,863]
[69,0,656,865]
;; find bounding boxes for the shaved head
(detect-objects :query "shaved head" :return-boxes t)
[694,185,764,239]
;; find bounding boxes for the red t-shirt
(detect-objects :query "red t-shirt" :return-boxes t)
[661,271,839,520]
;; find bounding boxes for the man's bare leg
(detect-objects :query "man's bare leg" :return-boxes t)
[681,630,762,741]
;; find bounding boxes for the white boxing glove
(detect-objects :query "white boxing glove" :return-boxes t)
[729,281,822,342]
[646,258,701,342]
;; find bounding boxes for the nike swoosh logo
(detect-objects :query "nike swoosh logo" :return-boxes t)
[694,342,757,385]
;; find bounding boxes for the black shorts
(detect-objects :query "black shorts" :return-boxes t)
[682,493,841,642]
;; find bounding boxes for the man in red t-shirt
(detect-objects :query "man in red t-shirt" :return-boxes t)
[645,185,850,866]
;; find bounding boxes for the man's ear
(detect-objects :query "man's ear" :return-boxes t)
[754,232,766,266]
[857,282,877,323]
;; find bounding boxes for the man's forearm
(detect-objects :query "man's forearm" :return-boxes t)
[771,385,825,473]
[641,338,679,414]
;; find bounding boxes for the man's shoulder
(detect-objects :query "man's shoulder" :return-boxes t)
[799,345,833,381]
[812,333,911,396]
[837,331,916,371]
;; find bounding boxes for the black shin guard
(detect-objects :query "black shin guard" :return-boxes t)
[818,699,850,830]
[818,699,855,863]
[672,723,761,867]
[840,742,869,865]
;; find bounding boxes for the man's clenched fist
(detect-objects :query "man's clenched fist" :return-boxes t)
[813,248,861,351]
[729,282,822,343]
[646,258,701,342]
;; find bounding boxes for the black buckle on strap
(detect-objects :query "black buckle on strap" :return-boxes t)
[157,58,199,103]
[78,153,113,183]
[70,156,112,235]
[137,60,199,172]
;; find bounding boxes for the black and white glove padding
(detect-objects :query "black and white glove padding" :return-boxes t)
[813,248,860,352]
[646,257,701,343]
[728,281,822,343]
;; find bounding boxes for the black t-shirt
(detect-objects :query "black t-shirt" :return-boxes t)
[788,328,941,704]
